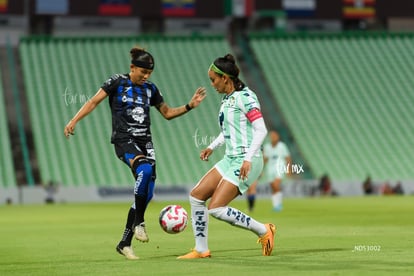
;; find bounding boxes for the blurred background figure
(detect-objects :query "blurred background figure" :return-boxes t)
[380,181,404,195]
[318,174,337,196]
[246,130,291,212]
[44,180,58,204]
[246,179,259,212]
[264,130,291,211]
[393,181,404,195]
[362,176,375,195]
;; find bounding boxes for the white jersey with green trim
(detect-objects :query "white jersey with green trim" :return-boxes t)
[218,87,262,158]
[264,141,290,180]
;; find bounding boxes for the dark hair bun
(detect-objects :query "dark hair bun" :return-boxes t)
[130,47,146,59]
[224,54,236,64]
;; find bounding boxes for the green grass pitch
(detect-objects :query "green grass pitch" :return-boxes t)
[1,196,413,275]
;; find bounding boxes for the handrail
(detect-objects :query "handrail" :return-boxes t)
[6,36,35,186]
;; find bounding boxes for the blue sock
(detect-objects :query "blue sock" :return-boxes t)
[147,180,155,204]
[133,163,152,225]
[247,194,256,211]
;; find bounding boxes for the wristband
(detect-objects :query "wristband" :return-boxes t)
[185,104,192,111]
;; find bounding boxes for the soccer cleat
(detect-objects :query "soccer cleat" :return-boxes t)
[177,249,211,259]
[257,223,276,256]
[116,245,139,260]
[134,223,149,242]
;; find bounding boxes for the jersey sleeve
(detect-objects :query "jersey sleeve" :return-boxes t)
[148,83,164,106]
[238,90,262,123]
[101,74,122,96]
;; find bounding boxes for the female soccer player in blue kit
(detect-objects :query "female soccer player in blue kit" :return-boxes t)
[64,46,206,260]
[178,54,275,259]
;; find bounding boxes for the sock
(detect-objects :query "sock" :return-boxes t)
[134,195,147,226]
[247,194,256,211]
[147,179,155,204]
[118,207,135,247]
[133,162,153,226]
[209,206,267,236]
[272,192,283,208]
[189,196,209,253]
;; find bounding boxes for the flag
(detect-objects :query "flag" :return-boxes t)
[224,0,254,17]
[162,0,195,17]
[99,0,132,16]
[282,0,316,18]
[0,0,8,13]
[343,0,376,19]
[36,0,68,14]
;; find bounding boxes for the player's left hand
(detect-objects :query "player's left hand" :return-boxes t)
[188,87,207,109]
[239,160,251,181]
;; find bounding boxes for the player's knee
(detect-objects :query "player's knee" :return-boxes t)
[189,195,205,207]
[131,157,153,179]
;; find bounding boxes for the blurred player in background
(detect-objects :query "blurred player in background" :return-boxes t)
[178,54,275,259]
[64,46,206,260]
[246,130,291,212]
[246,179,259,212]
[264,130,291,211]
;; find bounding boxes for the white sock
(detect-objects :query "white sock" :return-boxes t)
[209,206,267,236]
[272,192,283,208]
[189,196,209,253]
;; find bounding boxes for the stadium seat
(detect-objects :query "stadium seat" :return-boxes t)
[250,33,414,181]
[19,35,230,187]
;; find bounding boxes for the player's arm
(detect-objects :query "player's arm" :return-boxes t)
[200,132,225,161]
[156,87,206,120]
[239,109,268,181]
[64,88,108,138]
[244,112,268,162]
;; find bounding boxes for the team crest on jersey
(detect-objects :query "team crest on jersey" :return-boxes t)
[127,107,146,123]
[227,96,236,107]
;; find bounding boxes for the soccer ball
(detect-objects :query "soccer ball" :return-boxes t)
[159,205,188,234]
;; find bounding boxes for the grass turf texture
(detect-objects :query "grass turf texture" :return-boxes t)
[1,196,413,275]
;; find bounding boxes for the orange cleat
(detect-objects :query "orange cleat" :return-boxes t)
[257,223,276,256]
[177,249,211,259]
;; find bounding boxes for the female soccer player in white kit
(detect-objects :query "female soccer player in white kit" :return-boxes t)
[263,130,291,211]
[178,54,276,259]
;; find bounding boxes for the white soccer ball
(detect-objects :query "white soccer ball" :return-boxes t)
[159,205,188,234]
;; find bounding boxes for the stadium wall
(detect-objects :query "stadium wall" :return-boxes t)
[1,180,413,205]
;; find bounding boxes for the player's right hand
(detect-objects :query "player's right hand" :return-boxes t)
[200,148,213,161]
[64,120,76,138]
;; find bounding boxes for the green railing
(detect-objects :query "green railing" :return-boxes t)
[6,36,35,186]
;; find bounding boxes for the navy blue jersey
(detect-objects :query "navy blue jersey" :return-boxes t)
[101,73,164,144]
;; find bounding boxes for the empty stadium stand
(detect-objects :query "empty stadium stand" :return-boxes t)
[250,32,414,181]
[19,35,230,187]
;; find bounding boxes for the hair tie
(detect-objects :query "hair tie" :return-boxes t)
[209,63,235,78]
